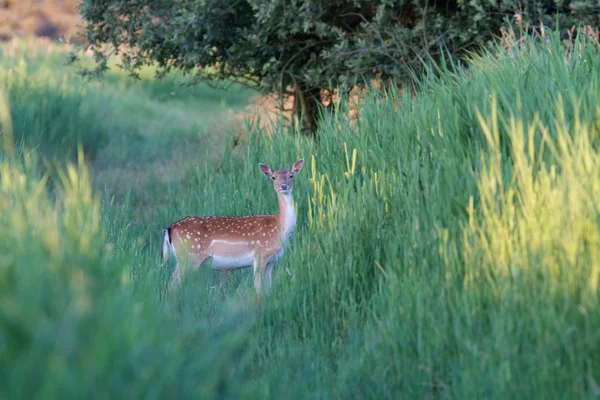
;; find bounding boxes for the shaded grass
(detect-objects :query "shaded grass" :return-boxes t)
[1,32,600,399]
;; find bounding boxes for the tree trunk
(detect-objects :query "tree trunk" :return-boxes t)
[293,84,321,136]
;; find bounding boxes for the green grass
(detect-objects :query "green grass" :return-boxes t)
[0,39,256,213]
[1,32,600,399]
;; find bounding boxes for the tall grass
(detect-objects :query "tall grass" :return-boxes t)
[1,32,599,399]
[0,39,255,164]
[0,105,257,399]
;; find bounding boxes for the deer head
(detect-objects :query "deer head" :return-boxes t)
[258,158,305,195]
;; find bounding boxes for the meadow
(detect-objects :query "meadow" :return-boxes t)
[0,31,599,399]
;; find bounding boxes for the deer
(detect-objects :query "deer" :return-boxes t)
[161,158,305,294]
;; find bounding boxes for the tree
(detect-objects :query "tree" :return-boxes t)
[71,0,600,135]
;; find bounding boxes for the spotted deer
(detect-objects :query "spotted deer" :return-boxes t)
[162,158,305,293]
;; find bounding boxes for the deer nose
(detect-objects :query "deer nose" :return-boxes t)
[280,184,289,190]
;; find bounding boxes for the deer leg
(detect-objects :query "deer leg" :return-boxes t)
[253,257,269,294]
[263,260,275,294]
[252,258,262,293]
[168,253,204,291]
[168,264,181,291]
[218,270,231,287]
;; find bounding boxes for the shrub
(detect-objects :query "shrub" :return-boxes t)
[72,0,600,134]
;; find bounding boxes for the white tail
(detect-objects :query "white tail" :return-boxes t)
[162,228,172,263]
[163,158,304,293]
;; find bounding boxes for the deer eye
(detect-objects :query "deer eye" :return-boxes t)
[289,175,293,179]
[272,176,276,180]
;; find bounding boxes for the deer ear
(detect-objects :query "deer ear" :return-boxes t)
[258,163,273,177]
[291,158,304,175]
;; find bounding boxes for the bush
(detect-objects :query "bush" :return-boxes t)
[72,0,600,134]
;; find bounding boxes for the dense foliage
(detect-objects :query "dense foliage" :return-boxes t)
[72,0,600,134]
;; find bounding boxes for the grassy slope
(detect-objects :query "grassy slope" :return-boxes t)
[1,33,599,399]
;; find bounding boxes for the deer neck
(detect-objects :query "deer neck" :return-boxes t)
[276,192,296,239]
